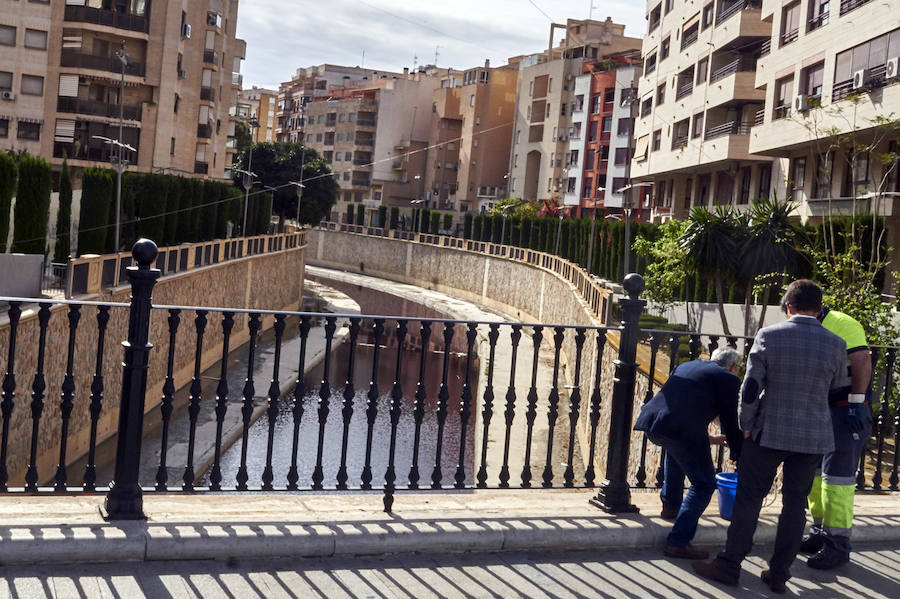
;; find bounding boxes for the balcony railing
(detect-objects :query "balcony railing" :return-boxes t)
[63,5,149,34]
[808,12,829,31]
[833,78,855,102]
[232,73,243,87]
[203,50,218,65]
[773,104,792,120]
[200,87,216,102]
[351,178,371,187]
[704,120,751,139]
[760,39,771,57]
[56,97,142,121]
[53,141,139,163]
[716,0,761,25]
[671,135,689,150]
[780,27,799,46]
[357,119,376,127]
[675,82,694,100]
[840,0,872,15]
[710,58,757,82]
[356,138,374,147]
[60,51,145,77]
[194,161,209,175]
[753,109,765,126]
[681,28,699,50]
[197,123,212,138]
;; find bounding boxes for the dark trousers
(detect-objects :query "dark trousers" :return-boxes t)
[714,437,822,580]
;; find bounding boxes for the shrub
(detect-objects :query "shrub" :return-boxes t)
[355,203,365,227]
[378,205,387,228]
[0,152,18,253]
[12,153,52,255]
[463,212,473,239]
[420,207,430,233]
[442,212,452,232]
[345,203,354,225]
[53,159,72,262]
[389,206,399,230]
[430,211,440,234]
[79,167,114,255]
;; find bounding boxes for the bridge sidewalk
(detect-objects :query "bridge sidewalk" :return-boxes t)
[0,489,897,566]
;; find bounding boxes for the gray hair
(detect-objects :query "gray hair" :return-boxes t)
[711,347,742,370]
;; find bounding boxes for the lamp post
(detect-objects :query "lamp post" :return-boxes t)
[289,180,305,227]
[554,209,565,257]
[615,182,653,277]
[240,118,260,234]
[263,185,278,234]
[586,186,605,275]
[410,198,426,233]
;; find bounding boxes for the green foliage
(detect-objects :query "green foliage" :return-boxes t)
[389,206,399,230]
[420,207,430,233]
[0,152,18,252]
[356,203,365,227]
[442,212,452,232]
[53,159,73,262]
[472,213,483,240]
[11,153,52,255]
[378,205,387,228]
[346,203,354,225]
[233,120,252,161]
[430,211,440,234]
[463,212,473,239]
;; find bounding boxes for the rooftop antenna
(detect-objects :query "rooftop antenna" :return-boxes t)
[361,49,365,68]
[589,0,598,20]
[434,45,440,66]
[413,54,418,72]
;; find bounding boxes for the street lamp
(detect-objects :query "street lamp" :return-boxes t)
[239,118,260,235]
[586,186,605,275]
[289,180,305,227]
[410,198,426,233]
[615,182,654,276]
[499,199,521,247]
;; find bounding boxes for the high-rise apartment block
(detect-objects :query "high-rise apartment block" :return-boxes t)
[237,86,277,143]
[508,18,643,212]
[0,0,245,180]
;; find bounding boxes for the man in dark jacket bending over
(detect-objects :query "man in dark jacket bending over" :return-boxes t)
[635,346,744,560]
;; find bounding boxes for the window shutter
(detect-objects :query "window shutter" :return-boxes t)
[55,119,76,142]
[58,74,79,97]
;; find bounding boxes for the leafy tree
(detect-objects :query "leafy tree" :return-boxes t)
[53,159,73,262]
[0,152,18,252]
[233,120,252,162]
[12,153,52,255]
[234,142,337,228]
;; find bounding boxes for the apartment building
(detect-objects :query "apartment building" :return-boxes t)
[423,61,519,215]
[630,0,773,221]
[0,0,245,180]
[565,52,642,218]
[748,0,900,222]
[301,71,441,223]
[237,86,277,142]
[509,18,643,209]
[275,64,404,143]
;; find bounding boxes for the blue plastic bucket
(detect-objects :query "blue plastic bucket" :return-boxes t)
[716,472,739,520]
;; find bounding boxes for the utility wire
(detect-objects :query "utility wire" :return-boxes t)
[525,0,555,22]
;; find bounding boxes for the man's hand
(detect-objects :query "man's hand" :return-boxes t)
[847,395,867,435]
[744,431,751,438]
[709,434,727,446]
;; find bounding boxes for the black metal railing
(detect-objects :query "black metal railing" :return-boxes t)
[197,123,212,138]
[840,0,873,15]
[63,5,149,34]
[715,0,761,25]
[704,121,752,139]
[681,28,699,50]
[808,11,829,31]
[710,58,756,83]
[56,97,142,121]
[60,51,146,77]
[676,82,694,100]
[781,27,799,46]
[203,50,218,65]
[200,87,216,102]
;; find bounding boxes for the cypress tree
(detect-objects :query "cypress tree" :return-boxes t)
[346,203,354,225]
[390,206,399,230]
[463,212,473,239]
[53,159,73,262]
[378,205,387,228]
[420,207,430,233]
[356,203,365,227]
[430,211,440,234]
[12,153,52,255]
[78,167,114,255]
[442,212,452,232]
[0,152,17,253]
[163,175,180,245]
[472,213,482,240]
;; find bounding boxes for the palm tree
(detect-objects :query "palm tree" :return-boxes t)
[679,206,740,336]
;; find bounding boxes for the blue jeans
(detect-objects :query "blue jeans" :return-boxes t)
[660,439,716,547]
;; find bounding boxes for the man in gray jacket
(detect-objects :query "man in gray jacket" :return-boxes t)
[693,279,848,593]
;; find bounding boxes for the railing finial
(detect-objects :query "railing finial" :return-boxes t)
[132,238,158,269]
[622,273,645,300]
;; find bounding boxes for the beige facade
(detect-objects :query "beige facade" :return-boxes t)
[237,86,276,142]
[509,18,643,207]
[0,0,244,181]
[631,0,772,221]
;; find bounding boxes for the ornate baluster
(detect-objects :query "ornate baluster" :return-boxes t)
[431,322,454,489]
[236,313,261,491]
[384,320,408,511]
[541,327,565,488]
[408,321,431,489]
[287,315,311,491]
[208,312,234,491]
[261,314,286,491]
[454,323,478,489]
[477,324,500,488]
[154,309,180,492]
[312,316,337,490]
[0,301,21,491]
[25,303,52,492]
[337,317,361,490]
[83,305,111,491]
[635,333,659,489]
[181,310,207,491]
[54,305,81,491]
[521,326,543,488]
[361,319,384,490]
[584,330,607,487]
[657,334,682,487]
[707,335,720,355]
[689,334,702,360]
[872,349,892,490]
[499,325,521,488]
[563,328,586,488]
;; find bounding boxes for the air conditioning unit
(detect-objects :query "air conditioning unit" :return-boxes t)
[887,57,900,79]
[558,134,568,142]
[182,23,192,38]
[852,68,871,90]
[0,91,14,101]
[565,74,574,81]
[793,94,810,112]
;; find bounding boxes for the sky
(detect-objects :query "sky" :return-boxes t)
[235,0,647,89]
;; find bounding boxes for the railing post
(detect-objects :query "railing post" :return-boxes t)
[103,239,160,520]
[590,273,646,513]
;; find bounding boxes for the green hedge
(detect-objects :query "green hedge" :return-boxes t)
[389,206,399,230]
[11,153,52,255]
[0,152,17,253]
[356,203,365,227]
[78,167,114,255]
[53,159,73,262]
[430,211,440,234]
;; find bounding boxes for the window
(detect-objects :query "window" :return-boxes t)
[345,152,352,161]
[692,112,704,138]
[644,52,657,76]
[814,152,833,198]
[612,178,627,193]
[602,117,612,133]
[586,149,596,169]
[851,152,870,194]
[21,74,44,96]
[24,29,47,50]
[567,177,577,193]
[0,118,7,138]
[702,3,714,29]
[791,156,807,202]
[170,137,176,156]
[651,129,662,151]
[614,148,629,165]
[339,113,345,123]
[600,145,610,160]
[588,121,597,142]
[569,149,579,165]
[592,94,602,114]
[583,177,593,198]
[0,71,11,91]
[672,119,689,148]
[316,133,322,141]
[617,118,632,136]
[682,22,699,49]
[641,97,652,117]
[808,0,830,31]
[802,62,824,98]
[17,121,40,141]
[781,2,801,46]
[335,153,342,161]
[661,37,670,61]
[697,57,708,85]
[649,4,661,32]
[656,83,665,105]
[664,0,674,14]
[560,103,567,116]
[604,88,615,104]
[0,25,14,46]
[470,94,475,107]
[738,167,752,204]
[774,75,794,119]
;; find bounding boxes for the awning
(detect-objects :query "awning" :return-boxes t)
[634,135,649,162]
[16,117,44,124]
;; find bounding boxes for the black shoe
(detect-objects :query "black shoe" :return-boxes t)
[807,548,850,570]
[660,506,679,521]
[692,560,739,587]
[799,533,825,554]
[761,569,787,594]
[664,544,709,560]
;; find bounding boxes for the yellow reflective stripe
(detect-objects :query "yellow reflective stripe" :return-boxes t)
[822,482,856,530]
[808,475,825,521]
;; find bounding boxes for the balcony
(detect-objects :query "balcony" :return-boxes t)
[780,27,799,47]
[351,178,371,187]
[705,120,751,140]
[807,12,829,32]
[60,51,145,77]
[63,6,149,34]
[232,73,243,87]
[357,119,376,127]
[681,28,699,50]
[716,0,762,25]
[57,97,142,121]
[710,57,757,83]
[840,0,873,15]
[197,123,212,138]
[200,87,216,102]
[194,161,209,175]
[671,135,689,150]
[675,82,694,100]
[203,50,218,65]
[356,138,374,147]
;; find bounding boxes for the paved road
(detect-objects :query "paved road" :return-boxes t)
[1,542,898,598]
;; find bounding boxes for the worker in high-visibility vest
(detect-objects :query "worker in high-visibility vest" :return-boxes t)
[800,307,873,569]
